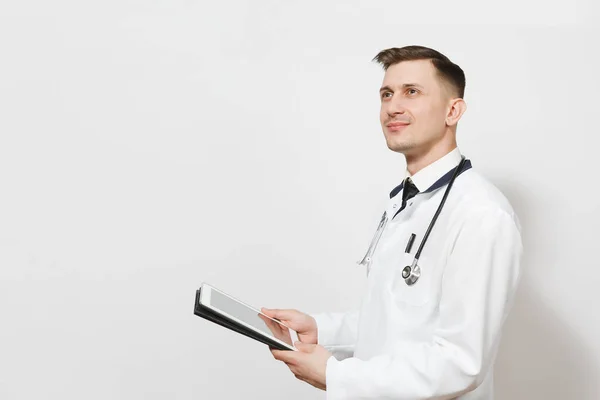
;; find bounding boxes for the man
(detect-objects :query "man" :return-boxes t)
[262,45,523,399]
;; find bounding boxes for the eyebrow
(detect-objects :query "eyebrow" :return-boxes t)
[379,83,425,93]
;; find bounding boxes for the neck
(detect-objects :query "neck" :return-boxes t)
[405,135,457,176]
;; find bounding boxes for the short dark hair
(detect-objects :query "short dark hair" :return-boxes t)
[372,45,466,98]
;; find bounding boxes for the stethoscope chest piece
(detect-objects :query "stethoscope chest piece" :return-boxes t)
[402,259,421,286]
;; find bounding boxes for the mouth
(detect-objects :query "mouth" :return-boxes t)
[386,121,409,132]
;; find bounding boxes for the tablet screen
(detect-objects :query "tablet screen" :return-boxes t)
[210,289,296,347]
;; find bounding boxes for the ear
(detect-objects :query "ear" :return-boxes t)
[446,98,467,127]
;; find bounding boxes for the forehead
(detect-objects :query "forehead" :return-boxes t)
[381,59,440,88]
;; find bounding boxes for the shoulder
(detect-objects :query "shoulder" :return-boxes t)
[449,168,522,233]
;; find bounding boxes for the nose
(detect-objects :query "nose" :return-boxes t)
[384,95,407,117]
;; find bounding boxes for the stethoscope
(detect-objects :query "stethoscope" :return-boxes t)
[358,156,467,286]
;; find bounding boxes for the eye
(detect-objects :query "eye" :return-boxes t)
[406,88,419,96]
[381,91,393,100]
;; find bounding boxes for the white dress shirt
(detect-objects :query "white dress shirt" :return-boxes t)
[312,147,523,399]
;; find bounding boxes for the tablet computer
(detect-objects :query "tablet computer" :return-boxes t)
[195,282,298,351]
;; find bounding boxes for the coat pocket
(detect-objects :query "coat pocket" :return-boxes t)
[390,252,434,307]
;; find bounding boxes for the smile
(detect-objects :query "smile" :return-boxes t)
[387,122,409,132]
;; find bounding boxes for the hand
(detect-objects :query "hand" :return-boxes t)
[260,308,318,345]
[257,313,295,347]
[271,341,332,391]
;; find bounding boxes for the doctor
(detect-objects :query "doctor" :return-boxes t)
[262,45,523,399]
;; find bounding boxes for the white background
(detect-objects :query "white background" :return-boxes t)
[1,1,599,399]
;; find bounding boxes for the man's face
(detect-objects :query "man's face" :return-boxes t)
[379,59,453,156]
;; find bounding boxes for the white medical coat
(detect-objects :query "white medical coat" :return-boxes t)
[312,148,523,399]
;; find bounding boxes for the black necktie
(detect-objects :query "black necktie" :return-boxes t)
[393,177,419,218]
[394,178,419,217]
[402,177,419,204]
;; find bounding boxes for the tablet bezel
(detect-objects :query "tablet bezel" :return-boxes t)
[199,283,298,351]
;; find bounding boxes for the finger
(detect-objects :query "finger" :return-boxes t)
[260,310,300,331]
[271,350,297,365]
[294,341,316,352]
[260,307,275,317]
[259,314,282,329]
[261,308,297,321]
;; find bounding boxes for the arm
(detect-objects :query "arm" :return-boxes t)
[324,208,523,399]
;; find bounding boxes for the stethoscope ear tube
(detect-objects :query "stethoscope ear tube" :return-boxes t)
[403,156,467,286]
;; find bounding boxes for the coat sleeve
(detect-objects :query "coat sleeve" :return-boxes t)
[324,207,523,399]
[310,310,360,360]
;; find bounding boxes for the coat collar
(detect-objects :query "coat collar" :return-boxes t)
[389,148,472,199]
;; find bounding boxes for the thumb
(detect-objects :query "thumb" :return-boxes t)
[261,308,273,317]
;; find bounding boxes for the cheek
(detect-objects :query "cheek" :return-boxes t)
[419,104,445,125]
[380,108,387,123]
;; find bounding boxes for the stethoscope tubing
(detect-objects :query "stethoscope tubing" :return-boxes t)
[403,156,467,285]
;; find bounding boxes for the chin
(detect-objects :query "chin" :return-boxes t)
[386,140,414,154]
